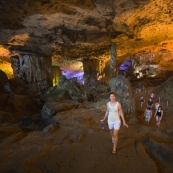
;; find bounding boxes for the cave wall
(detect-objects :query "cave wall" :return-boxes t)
[0,0,173,85]
[10,53,52,92]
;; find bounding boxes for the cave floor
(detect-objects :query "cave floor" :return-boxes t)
[0,90,173,173]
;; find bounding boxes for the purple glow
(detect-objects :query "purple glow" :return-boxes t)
[61,68,84,83]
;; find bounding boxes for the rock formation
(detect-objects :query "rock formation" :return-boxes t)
[0,70,9,92]
[0,0,173,81]
[10,52,52,92]
[42,75,88,102]
[52,66,62,86]
[109,42,117,78]
[110,75,135,121]
[0,1,173,172]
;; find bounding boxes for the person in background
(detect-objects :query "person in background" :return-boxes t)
[100,92,128,154]
[144,107,152,125]
[147,98,153,108]
[137,83,142,92]
[155,106,163,127]
[140,96,145,107]
[150,92,155,101]
[154,101,160,113]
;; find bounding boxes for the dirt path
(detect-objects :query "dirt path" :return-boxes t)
[0,90,173,173]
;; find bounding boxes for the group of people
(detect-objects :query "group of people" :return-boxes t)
[140,92,164,126]
[99,90,164,155]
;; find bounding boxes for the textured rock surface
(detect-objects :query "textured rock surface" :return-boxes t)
[110,75,135,120]
[10,53,52,92]
[0,93,43,123]
[0,0,173,76]
[41,100,80,125]
[0,70,8,92]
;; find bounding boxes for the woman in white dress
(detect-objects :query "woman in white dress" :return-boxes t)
[100,92,128,154]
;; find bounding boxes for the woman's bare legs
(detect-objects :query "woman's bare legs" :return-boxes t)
[110,129,114,143]
[156,116,158,125]
[112,129,119,154]
[156,116,161,126]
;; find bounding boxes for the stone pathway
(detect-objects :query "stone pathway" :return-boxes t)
[0,91,173,173]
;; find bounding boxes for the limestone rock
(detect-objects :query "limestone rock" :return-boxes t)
[18,114,45,131]
[96,85,109,93]
[0,111,15,124]
[41,100,80,125]
[8,76,27,95]
[0,70,8,93]
[110,75,136,121]
[44,75,87,102]
[154,76,173,112]
[10,53,52,93]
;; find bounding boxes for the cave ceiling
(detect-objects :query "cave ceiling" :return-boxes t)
[0,0,173,71]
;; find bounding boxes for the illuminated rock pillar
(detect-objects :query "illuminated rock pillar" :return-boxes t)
[52,66,61,86]
[109,42,117,78]
[10,53,52,92]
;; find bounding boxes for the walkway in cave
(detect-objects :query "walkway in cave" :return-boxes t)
[0,85,173,173]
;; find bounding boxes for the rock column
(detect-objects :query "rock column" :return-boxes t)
[10,53,52,92]
[109,42,117,78]
[52,66,62,86]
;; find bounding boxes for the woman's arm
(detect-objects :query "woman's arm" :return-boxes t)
[118,103,128,128]
[100,103,109,122]
[150,110,152,117]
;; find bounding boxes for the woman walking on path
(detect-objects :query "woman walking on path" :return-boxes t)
[147,98,153,108]
[100,92,128,154]
[154,101,160,113]
[137,83,142,92]
[144,107,152,125]
[155,106,163,127]
[150,92,155,101]
[140,96,145,107]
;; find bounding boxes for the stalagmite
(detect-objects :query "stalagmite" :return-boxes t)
[52,66,62,86]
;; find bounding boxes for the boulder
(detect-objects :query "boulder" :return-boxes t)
[18,114,45,131]
[43,75,88,102]
[57,75,87,101]
[96,85,109,93]
[41,100,80,125]
[43,88,72,102]
[9,77,27,95]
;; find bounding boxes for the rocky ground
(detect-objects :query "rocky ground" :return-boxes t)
[0,84,173,173]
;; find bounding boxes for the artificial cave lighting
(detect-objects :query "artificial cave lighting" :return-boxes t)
[149,74,156,77]
[0,61,13,79]
[0,46,10,57]
[133,64,159,79]
[61,68,84,84]
[0,46,13,78]
[52,66,61,86]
